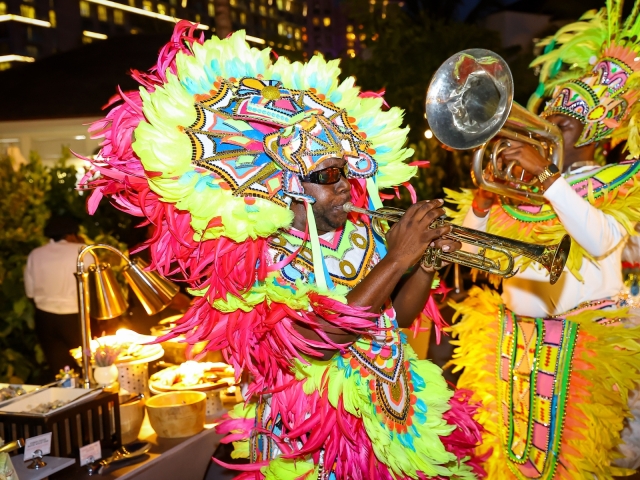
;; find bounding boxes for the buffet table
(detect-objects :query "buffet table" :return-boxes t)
[49,413,223,480]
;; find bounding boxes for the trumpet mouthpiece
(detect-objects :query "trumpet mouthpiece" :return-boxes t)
[343,202,354,213]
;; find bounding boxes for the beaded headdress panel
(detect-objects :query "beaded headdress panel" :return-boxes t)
[528,0,640,153]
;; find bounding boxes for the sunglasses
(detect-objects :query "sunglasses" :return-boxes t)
[299,165,349,185]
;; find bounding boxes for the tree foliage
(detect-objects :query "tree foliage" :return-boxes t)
[341,2,538,202]
[0,151,134,383]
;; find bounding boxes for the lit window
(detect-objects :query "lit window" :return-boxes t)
[302,1,306,16]
[97,5,107,21]
[114,9,123,23]
[80,0,90,17]
[142,0,152,11]
[83,36,92,44]
[346,32,355,40]
[277,23,283,35]
[157,3,166,14]
[49,9,56,26]
[286,25,292,37]
[296,40,302,50]
[170,7,175,15]
[0,63,11,71]
[195,13,200,21]
[259,5,266,15]
[207,2,214,16]
[346,24,353,32]
[294,28,300,39]
[229,0,236,6]
[239,11,246,23]
[347,48,355,57]
[312,16,319,26]
[268,7,275,17]
[20,4,36,18]
[0,2,6,15]
[359,33,366,41]
[322,16,330,27]
[284,0,290,10]
[249,1,255,11]
[128,0,135,6]
[276,0,282,9]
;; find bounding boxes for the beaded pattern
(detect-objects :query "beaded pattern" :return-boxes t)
[496,304,610,479]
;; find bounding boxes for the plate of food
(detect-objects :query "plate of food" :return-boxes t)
[70,329,164,366]
[0,384,39,408]
[149,361,235,392]
[0,388,101,416]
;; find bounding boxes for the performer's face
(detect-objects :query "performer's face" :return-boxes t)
[545,114,595,171]
[291,157,352,235]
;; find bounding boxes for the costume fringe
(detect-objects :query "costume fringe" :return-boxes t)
[449,286,640,479]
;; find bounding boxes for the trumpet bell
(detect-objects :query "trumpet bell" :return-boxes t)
[545,234,571,285]
[426,48,513,150]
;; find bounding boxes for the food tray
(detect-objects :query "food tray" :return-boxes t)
[0,390,121,458]
[0,388,101,416]
[0,384,39,408]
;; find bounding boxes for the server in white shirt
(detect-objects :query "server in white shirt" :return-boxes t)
[447,3,640,477]
[24,216,90,379]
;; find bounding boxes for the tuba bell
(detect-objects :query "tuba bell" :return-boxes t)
[425,48,563,205]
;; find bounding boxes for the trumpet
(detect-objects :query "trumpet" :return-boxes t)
[343,202,570,285]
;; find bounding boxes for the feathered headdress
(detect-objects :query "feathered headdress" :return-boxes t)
[82,22,426,391]
[528,0,640,155]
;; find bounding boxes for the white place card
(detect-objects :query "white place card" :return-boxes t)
[79,441,102,467]
[23,432,52,460]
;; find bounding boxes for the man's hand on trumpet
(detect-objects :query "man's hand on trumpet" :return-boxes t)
[385,199,462,273]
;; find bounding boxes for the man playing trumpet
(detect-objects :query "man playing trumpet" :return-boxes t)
[84,23,485,478]
[448,1,640,477]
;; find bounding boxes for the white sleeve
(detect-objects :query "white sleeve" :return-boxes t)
[622,224,640,263]
[460,208,489,253]
[24,253,34,299]
[543,177,627,257]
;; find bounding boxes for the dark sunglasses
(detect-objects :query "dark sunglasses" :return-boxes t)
[299,165,349,185]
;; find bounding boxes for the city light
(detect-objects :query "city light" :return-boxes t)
[424,129,433,139]
[0,14,51,27]
[83,30,108,40]
[0,54,36,63]
[246,35,266,44]
[85,0,209,29]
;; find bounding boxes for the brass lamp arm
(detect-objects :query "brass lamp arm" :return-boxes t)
[77,243,131,273]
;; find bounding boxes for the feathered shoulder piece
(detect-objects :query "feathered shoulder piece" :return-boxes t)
[81,22,419,391]
[528,0,640,155]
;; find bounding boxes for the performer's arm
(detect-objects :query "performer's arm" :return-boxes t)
[502,142,627,256]
[543,178,627,256]
[293,200,459,356]
[346,199,460,328]
[460,188,494,253]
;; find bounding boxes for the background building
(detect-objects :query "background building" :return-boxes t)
[0,0,311,70]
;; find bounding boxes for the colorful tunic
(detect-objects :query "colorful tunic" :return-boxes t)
[219,220,485,479]
[450,287,640,479]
